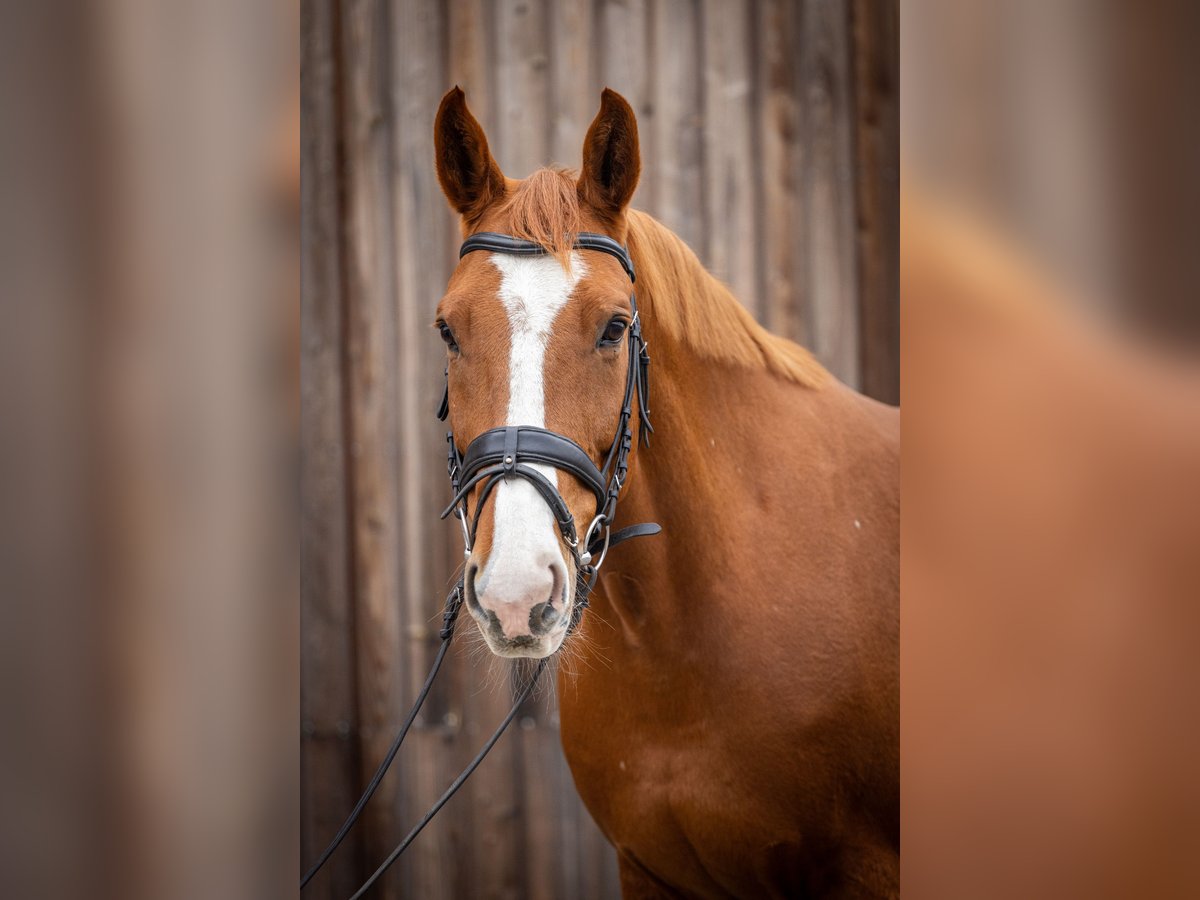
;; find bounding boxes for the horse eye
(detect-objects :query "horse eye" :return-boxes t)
[437,321,459,353]
[599,318,628,346]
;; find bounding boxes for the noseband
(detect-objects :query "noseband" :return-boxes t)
[438,231,660,631]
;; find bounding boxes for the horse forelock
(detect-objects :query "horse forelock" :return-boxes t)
[497,167,582,268]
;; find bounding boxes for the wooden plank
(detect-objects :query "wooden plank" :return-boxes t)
[462,658,526,900]
[597,0,652,209]
[446,0,497,136]
[300,0,363,893]
[549,700,582,897]
[851,0,899,403]
[548,0,595,167]
[511,664,565,900]
[796,0,860,386]
[520,702,567,900]
[598,0,650,96]
[390,1,464,897]
[338,0,406,894]
[648,0,704,253]
[494,0,551,175]
[300,738,363,896]
[441,6,503,897]
[756,0,806,345]
[700,0,760,316]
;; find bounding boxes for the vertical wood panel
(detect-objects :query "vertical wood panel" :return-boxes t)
[797,0,860,386]
[700,0,759,314]
[446,0,498,189]
[300,0,363,895]
[548,0,595,167]
[391,3,459,897]
[598,0,652,210]
[495,0,551,175]
[649,0,704,252]
[757,0,805,345]
[516,707,560,900]
[339,0,407,896]
[851,0,899,403]
[302,2,896,896]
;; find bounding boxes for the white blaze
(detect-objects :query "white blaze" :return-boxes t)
[475,252,585,602]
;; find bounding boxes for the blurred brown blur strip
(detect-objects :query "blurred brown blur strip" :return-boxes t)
[0,1,299,899]
[903,2,1200,897]
[0,4,110,898]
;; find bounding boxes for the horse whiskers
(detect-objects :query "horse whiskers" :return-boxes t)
[431,571,611,710]
[464,634,492,671]
[555,629,601,683]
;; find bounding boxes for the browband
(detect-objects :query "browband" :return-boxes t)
[460,231,636,283]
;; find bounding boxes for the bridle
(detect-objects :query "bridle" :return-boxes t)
[441,230,659,632]
[302,231,660,897]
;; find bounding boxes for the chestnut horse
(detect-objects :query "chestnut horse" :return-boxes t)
[433,87,899,898]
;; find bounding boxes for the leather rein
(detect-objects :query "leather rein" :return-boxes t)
[302,232,660,897]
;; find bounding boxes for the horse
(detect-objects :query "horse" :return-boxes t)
[432,86,899,899]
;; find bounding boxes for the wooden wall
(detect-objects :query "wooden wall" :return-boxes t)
[301,0,897,896]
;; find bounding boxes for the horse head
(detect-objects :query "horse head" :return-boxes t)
[433,87,644,658]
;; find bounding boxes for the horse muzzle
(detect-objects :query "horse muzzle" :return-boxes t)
[465,556,573,658]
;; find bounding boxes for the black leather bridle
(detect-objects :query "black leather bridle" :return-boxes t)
[440,231,659,632]
[302,232,660,897]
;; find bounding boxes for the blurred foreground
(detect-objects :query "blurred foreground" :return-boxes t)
[903,2,1200,897]
[0,2,297,898]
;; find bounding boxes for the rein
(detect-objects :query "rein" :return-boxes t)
[302,232,660,896]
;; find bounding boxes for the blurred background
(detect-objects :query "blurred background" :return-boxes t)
[301,1,897,896]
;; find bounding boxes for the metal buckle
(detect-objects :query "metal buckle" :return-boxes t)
[578,514,612,570]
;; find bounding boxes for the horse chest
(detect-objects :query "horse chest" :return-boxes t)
[560,695,800,897]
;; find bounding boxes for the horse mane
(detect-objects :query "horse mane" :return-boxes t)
[500,168,826,387]
[625,210,825,386]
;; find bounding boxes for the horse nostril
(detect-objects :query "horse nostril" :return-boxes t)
[528,599,561,635]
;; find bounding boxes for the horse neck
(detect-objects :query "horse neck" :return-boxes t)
[588,217,829,638]
[586,344,791,659]
[617,332,791,566]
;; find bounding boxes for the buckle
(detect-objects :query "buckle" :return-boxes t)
[578,514,612,570]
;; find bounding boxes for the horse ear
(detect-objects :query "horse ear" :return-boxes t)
[578,88,641,219]
[434,86,505,221]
